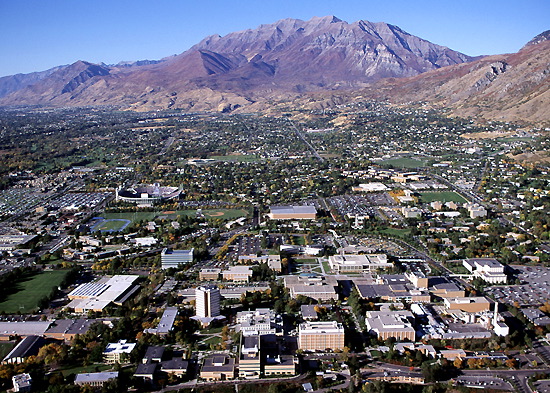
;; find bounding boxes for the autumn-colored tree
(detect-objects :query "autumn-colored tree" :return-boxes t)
[453,357,464,369]
[37,343,67,366]
[505,358,518,369]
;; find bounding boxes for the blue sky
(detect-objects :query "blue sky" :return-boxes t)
[0,0,548,77]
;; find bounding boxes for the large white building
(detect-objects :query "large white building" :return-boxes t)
[161,248,194,269]
[67,275,140,312]
[195,286,221,318]
[236,309,281,336]
[365,311,416,341]
[103,341,136,364]
[328,254,391,274]
[463,258,507,284]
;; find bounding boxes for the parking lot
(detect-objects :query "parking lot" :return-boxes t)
[485,265,550,306]
[48,192,111,210]
[455,376,512,390]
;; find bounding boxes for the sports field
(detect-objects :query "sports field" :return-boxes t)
[0,270,68,314]
[91,218,131,232]
[380,157,427,168]
[419,191,467,203]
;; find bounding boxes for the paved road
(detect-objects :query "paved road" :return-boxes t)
[155,373,308,392]
[287,119,324,161]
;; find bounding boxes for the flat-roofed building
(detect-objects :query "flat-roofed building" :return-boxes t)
[355,284,430,303]
[222,266,253,282]
[366,311,416,341]
[103,340,136,364]
[438,349,467,361]
[75,372,119,387]
[429,277,465,298]
[264,355,297,376]
[298,321,345,351]
[142,346,164,364]
[465,203,487,218]
[161,358,189,377]
[236,309,280,336]
[134,363,158,381]
[200,355,236,381]
[12,373,32,392]
[284,275,338,301]
[328,254,391,273]
[0,321,52,340]
[268,206,317,220]
[301,305,319,321]
[144,307,178,336]
[463,258,507,284]
[45,319,98,341]
[161,248,193,269]
[239,335,261,379]
[238,255,282,273]
[353,182,389,192]
[199,268,221,281]
[0,235,37,251]
[444,297,491,313]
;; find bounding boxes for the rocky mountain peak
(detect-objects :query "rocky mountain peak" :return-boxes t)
[522,30,550,49]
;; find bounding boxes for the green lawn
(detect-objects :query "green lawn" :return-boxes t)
[102,209,248,223]
[200,326,223,334]
[291,235,306,245]
[377,228,412,238]
[295,258,317,264]
[203,336,222,345]
[94,219,130,231]
[61,364,111,376]
[419,191,467,203]
[380,157,427,168]
[210,155,260,162]
[0,270,69,314]
[102,211,158,222]
[0,342,15,359]
[321,260,332,273]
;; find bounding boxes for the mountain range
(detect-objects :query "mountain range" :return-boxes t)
[0,17,548,124]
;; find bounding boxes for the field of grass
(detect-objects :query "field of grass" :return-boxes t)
[102,209,248,223]
[291,235,306,245]
[102,211,158,222]
[419,191,467,203]
[445,262,471,275]
[61,364,111,376]
[203,336,222,345]
[210,155,260,162]
[377,228,412,238]
[0,342,14,359]
[200,326,223,334]
[321,259,332,274]
[295,259,317,264]
[380,157,427,168]
[0,270,69,314]
[92,219,131,232]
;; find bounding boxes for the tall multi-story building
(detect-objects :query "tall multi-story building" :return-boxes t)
[195,286,220,318]
[298,321,345,351]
